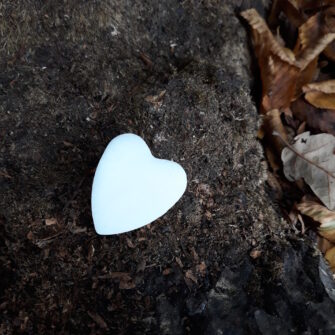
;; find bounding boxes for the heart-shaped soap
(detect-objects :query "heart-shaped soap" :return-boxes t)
[91,133,187,235]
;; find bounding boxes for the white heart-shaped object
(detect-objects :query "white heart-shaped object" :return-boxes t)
[91,133,187,235]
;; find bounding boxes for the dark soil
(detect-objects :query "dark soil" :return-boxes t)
[1,1,335,334]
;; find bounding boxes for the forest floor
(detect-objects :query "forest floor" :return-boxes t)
[1,1,335,334]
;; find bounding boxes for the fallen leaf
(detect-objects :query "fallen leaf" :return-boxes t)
[268,0,305,28]
[296,198,335,227]
[304,80,335,94]
[303,80,335,109]
[304,91,335,109]
[325,246,335,272]
[318,235,335,254]
[324,41,335,61]
[291,98,335,135]
[295,5,335,65]
[281,131,335,210]
[262,109,288,154]
[241,9,299,112]
[266,171,283,199]
[242,8,335,111]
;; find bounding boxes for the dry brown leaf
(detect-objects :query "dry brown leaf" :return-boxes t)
[324,42,335,61]
[268,0,305,28]
[325,246,335,272]
[305,92,335,109]
[241,9,299,112]
[297,199,335,227]
[318,235,335,254]
[281,131,335,210]
[297,0,335,10]
[297,198,335,242]
[241,9,296,65]
[296,33,335,70]
[264,146,281,172]
[242,8,335,111]
[261,55,299,111]
[304,80,335,94]
[321,228,335,243]
[262,109,288,154]
[302,80,335,109]
[266,171,283,199]
[291,98,335,135]
[295,6,335,66]
[261,109,288,171]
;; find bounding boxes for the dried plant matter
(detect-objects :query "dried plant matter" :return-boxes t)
[241,8,335,113]
[297,199,335,231]
[243,1,335,275]
[282,131,335,210]
[303,80,335,109]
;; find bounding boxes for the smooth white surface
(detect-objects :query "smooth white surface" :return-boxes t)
[91,133,187,235]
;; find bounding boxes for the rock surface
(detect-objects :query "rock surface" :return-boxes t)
[1,0,335,334]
